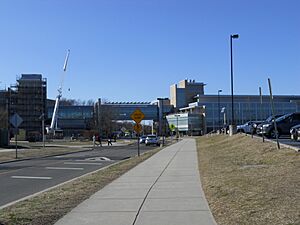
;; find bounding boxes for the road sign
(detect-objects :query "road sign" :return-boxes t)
[169,124,176,131]
[130,109,145,124]
[133,123,142,133]
[10,113,23,128]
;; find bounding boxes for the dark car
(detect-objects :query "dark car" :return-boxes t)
[262,112,300,138]
[256,114,283,135]
[290,124,300,141]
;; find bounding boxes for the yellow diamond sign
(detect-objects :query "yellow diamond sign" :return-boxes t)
[130,109,145,124]
[133,123,142,133]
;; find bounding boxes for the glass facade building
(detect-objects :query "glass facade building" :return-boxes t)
[196,95,300,131]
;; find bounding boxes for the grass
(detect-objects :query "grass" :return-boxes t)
[197,134,300,225]
[0,146,161,225]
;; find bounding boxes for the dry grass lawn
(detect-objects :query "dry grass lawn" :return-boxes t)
[197,134,299,225]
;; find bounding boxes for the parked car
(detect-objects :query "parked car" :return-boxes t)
[290,124,300,141]
[145,135,160,146]
[262,112,300,138]
[237,121,262,134]
[139,135,147,144]
[256,114,283,135]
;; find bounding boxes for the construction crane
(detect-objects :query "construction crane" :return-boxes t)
[47,50,70,135]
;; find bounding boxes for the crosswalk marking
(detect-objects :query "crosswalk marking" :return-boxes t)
[64,162,103,166]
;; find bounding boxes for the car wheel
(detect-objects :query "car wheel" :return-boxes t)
[269,129,280,139]
[292,133,298,141]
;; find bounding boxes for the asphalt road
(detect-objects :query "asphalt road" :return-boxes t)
[0,143,158,208]
[253,134,300,150]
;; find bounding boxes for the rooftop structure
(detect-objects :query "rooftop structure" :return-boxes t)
[170,79,205,109]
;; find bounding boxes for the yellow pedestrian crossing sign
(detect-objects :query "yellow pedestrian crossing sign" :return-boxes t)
[130,108,145,124]
[133,123,142,133]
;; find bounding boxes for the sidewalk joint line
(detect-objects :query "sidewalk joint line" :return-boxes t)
[131,141,186,225]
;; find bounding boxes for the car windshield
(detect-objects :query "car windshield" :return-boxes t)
[147,135,156,138]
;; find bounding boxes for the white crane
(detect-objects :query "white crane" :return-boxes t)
[47,50,70,135]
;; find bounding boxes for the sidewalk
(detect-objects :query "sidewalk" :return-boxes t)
[55,138,217,225]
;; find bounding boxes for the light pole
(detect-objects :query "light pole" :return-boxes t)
[230,34,239,125]
[174,114,180,140]
[218,89,222,130]
[157,97,168,146]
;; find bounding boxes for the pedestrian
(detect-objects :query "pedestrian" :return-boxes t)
[107,135,113,146]
[98,135,102,147]
[92,135,96,149]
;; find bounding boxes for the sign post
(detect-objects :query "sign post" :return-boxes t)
[268,78,280,149]
[131,109,145,157]
[10,113,23,159]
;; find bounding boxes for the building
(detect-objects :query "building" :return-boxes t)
[47,105,94,136]
[0,90,9,146]
[168,79,300,133]
[166,102,206,136]
[196,94,300,131]
[170,79,205,109]
[8,74,47,139]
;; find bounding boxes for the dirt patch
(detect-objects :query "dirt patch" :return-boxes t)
[197,134,299,225]
[0,147,161,225]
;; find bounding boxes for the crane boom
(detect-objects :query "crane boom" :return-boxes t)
[48,50,70,134]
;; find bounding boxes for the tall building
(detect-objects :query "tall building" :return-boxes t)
[170,79,205,109]
[9,74,47,139]
[169,79,300,133]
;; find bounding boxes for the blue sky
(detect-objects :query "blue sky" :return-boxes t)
[0,0,299,102]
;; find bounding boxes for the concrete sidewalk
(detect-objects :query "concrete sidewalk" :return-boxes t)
[55,138,217,225]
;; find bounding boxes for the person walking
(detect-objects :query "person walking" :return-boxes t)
[97,135,102,147]
[107,135,113,146]
[92,135,96,150]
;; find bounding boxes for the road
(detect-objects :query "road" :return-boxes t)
[0,143,158,208]
[253,134,300,150]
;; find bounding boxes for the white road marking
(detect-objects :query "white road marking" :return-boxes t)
[64,162,103,166]
[45,167,84,170]
[77,157,112,162]
[11,176,52,180]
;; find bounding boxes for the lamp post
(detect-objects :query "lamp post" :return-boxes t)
[157,97,168,146]
[174,114,180,140]
[230,34,239,125]
[218,89,222,130]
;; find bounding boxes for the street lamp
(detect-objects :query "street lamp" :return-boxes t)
[174,114,180,140]
[230,34,239,125]
[218,89,222,130]
[157,97,168,145]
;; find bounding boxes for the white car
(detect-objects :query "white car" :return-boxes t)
[145,135,160,146]
[237,121,262,134]
[139,135,147,144]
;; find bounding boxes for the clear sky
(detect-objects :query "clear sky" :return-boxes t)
[0,0,299,102]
